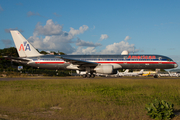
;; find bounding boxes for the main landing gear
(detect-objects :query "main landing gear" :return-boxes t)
[154,74,158,78]
[82,74,95,78]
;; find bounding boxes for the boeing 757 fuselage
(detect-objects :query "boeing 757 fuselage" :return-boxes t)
[9,30,178,78]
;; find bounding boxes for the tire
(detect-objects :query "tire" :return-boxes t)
[91,74,95,78]
[83,74,87,78]
[87,74,91,78]
[154,75,158,78]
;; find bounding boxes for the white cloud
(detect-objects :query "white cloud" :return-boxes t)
[101,41,138,54]
[26,19,138,55]
[73,38,138,55]
[100,34,109,40]
[76,38,101,47]
[69,25,89,36]
[72,47,96,54]
[28,34,75,53]
[34,19,63,36]
[0,5,3,12]
[28,19,89,54]
[124,36,131,41]
[27,11,45,18]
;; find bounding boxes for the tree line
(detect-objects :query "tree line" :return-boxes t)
[0,47,69,76]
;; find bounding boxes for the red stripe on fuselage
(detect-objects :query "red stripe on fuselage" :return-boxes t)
[97,61,176,64]
[35,62,65,64]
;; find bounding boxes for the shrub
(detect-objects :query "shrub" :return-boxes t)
[145,99,175,120]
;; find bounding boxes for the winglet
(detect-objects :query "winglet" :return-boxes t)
[10,30,42,57]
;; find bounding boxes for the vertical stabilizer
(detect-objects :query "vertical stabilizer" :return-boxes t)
[124,69,129,73]
[10,30,41,57]
[139,69,144,74]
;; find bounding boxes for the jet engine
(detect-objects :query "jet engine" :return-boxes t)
[94,64,114,74]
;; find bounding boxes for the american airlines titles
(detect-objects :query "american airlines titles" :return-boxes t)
[128,55,156,59]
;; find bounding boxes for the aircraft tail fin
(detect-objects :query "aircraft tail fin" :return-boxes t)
[167,71,171,76]
[10,30,41,57]
[139,69,144,74]
[124,69,129,73]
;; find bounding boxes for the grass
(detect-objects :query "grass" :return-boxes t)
[0,77,180,120]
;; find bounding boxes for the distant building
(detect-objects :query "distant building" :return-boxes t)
[49,53,54,55]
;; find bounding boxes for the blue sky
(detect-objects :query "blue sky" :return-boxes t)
[0,0,180,69]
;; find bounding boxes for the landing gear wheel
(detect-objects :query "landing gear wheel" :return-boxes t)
[87,74,91,78]
[83,74,87,78]
[91,74,95,78]
[154,74,158,78]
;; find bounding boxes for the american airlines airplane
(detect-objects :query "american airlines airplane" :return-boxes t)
[9,30,178,78]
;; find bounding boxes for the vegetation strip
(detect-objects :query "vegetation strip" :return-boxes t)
[0,77,180,120]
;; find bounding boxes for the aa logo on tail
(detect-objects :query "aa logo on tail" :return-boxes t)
[19,41,31,51]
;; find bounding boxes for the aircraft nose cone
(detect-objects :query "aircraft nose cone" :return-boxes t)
[174,63,178,68]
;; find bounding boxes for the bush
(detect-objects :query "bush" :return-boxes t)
[145,99,175,120]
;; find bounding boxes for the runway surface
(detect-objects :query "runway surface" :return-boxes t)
[0,76,179,81]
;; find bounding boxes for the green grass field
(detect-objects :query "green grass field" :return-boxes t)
[0,77,180,120]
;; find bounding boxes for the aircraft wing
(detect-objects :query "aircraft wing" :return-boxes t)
[56,56,99,67]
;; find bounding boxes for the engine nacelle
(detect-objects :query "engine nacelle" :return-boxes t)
[94,64,114,74]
